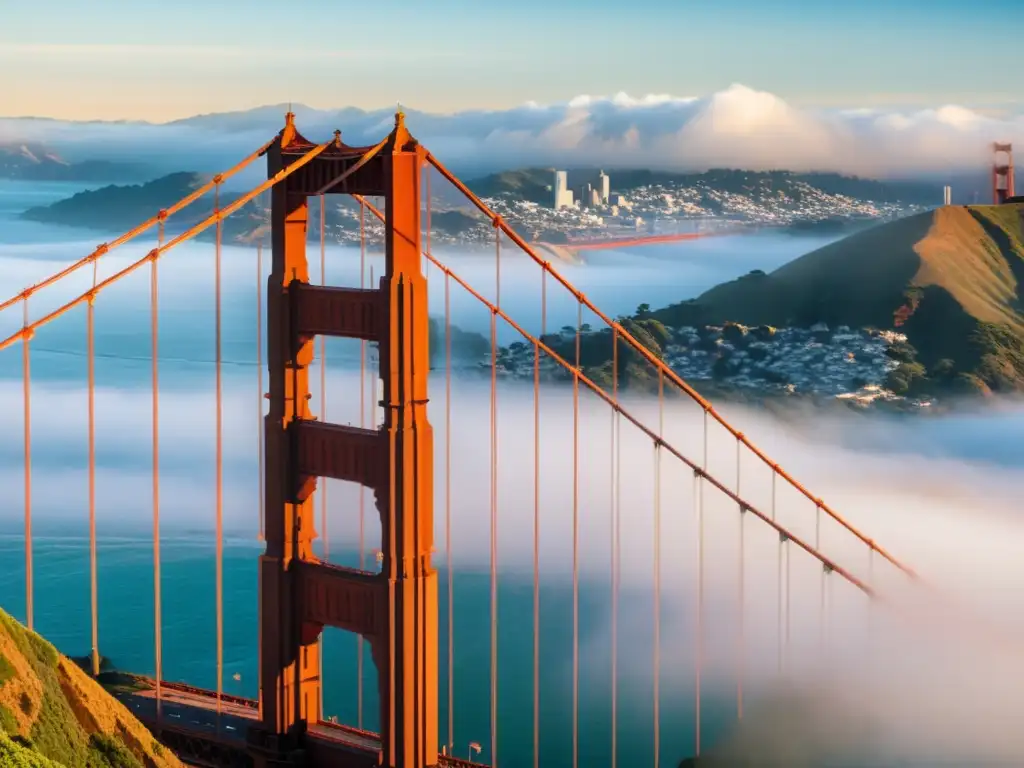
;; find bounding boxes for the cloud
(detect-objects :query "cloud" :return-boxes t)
[1,84,1022,179]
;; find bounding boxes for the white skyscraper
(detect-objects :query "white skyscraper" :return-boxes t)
[943,185,952,206]
[553,170,574,209]
[598,170,610,204]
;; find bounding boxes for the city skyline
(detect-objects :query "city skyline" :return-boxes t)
[2,0,1023,122]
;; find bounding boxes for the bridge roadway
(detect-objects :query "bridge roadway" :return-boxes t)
[114,679,481,767]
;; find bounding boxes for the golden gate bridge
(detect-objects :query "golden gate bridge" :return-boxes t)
[0,111,965,768]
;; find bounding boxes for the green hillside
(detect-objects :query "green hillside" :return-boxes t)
[0,609,181,768]
[654,203,1024,396]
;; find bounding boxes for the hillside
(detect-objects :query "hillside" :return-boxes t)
[0,143,142,182]
[654,203,1024,396]
[467,167,943,207]
[20,172,267,243]
[0,609,181,768]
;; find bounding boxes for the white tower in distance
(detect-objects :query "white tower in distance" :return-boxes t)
[554,170,573,209]
[943,185,952,206]
[598,170,610,204]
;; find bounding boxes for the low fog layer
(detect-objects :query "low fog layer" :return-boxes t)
[4,222,1024,764]
[2,84,1022,178]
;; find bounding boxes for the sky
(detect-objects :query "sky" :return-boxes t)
[2,0,1023,122]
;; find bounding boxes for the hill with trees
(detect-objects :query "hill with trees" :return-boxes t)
[0,608,180,768]
[650,203,1024,398]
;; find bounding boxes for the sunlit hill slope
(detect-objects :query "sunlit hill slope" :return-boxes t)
[655,204,1024,396]
[0,609,180,768]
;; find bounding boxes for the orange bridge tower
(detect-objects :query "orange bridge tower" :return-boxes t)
[252,111,438,768]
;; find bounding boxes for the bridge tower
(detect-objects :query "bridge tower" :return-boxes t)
[252,112,438,768]
[993,142,1014,204]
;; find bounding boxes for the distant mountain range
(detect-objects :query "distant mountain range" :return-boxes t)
[0,142,143,182]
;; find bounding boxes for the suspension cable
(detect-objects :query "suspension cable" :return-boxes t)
[533,269,546,768]
[489,235,499,767]
[88,258,99,676]
[425,163,432,280]
[215,182,225,719]
[773,473,782,677]
[817,504,824,648]
[445,272,454,753]
[350,194,881,590]
[153,219,164,722]
[786,538,792,667]
[23,298,33,631]
[0,139,273,316]
[411,245,871,590]
[572,299,581,768]
[319,194,328,561]
[737,438,744,721]
[654,370,663,768]
[256,243,265,543]
[358,200,367,730]
[424,153,915,579]
[695,409,707,757]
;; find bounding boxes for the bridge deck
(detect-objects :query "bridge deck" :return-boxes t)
[114,679,482,767]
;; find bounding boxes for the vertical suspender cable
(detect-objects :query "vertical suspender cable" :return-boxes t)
[257,243,265,543]
[358,201,367,730]
[317,194,326,719]
[785,538,792,666]
[572,299,581,768]
[610,326,619,768]
[695,409,707,757]
[736,439,744,720]
[653,370,663,768]
[425,165,431,280]
[256,240,264,702]
[153,220,164,720]
[88,260,99,676]
[319,194,328,560]
[533,270,546,768]
[445,269,453,752]
[23,297,33,631]
[489,227,500,767]
[215,183,224,718]
[773,473,782,676]
[816,505,824,648]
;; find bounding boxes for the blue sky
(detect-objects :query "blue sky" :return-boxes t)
[2,0,1021,122]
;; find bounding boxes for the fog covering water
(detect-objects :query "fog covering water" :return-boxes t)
[1,182,1024,765]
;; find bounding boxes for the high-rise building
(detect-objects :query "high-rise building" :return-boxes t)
[553,170,570,209]
[598,170,610,204]
[943,185,952,206]
[580,182,593,208]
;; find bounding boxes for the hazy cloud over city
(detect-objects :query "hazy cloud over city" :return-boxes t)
[2,84,1021,179]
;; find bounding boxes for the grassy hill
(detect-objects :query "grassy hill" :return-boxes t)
[654,203,1024,396]
[0,609,181,768]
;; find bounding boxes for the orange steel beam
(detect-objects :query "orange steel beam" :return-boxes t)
[256,113,436,768]
[0,141,332,355]
[374,115,439,768]
[0,139,275,315]
[423,153,916,580]
[353,194,872,597]
[257,122,389,761]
